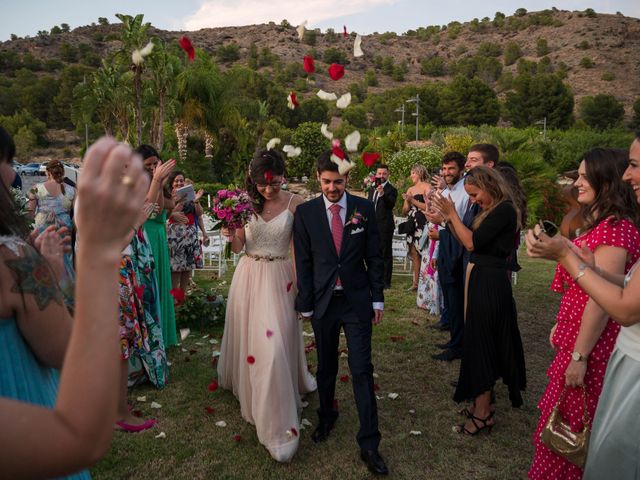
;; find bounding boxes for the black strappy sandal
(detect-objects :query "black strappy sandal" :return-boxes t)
[453,412,494,436]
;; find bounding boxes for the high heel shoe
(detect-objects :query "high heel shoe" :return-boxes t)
[453,412,494,436]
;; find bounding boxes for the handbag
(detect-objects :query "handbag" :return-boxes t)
[540,385,591,468]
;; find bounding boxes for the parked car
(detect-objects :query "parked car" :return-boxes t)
[12,162,24,175]
[21,163,41,176]
[38,164,47,175]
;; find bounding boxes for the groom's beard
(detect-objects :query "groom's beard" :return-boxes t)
[324,190,345,202]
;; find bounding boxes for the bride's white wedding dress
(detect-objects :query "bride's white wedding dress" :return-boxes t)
[218,204,317,462]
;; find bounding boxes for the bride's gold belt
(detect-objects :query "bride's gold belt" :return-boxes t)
[245,253,288,262]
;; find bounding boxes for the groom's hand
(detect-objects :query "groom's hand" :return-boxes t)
[373,309,383,325]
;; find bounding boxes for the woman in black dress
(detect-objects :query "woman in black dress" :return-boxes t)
[433,166,526,435]
[401,164,431,290]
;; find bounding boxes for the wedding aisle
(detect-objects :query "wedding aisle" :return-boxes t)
[93,253,558,480]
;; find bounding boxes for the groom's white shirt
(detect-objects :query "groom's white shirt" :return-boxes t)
[300,194,383,318]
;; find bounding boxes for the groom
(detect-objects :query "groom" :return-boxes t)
[293,150,388,475]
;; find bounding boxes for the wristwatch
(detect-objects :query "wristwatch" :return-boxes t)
[571,351,588,362]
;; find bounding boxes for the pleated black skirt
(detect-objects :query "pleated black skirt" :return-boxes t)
[453,265,527,407]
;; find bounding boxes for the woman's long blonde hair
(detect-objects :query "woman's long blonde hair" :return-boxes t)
[465,166,520,229]
[411,164,428,183]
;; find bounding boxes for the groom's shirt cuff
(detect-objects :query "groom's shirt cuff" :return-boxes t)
[301,311,313,317]
[373,302,384,311]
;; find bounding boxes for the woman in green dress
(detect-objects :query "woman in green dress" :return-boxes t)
[136,145,178,348]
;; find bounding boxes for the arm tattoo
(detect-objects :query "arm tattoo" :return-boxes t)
[5,246,64,311]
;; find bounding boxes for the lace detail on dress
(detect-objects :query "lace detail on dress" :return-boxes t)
[245,210,293,258]
[0,235,26,256]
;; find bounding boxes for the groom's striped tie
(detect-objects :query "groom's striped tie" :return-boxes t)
[329,203,343,287]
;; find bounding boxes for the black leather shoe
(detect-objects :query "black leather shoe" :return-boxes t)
[431,349,462,361]
[360,449,389,475]
[434,342,451,349]
[311,422,335,443]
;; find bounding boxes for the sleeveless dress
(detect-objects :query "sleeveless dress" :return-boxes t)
[167,202,203,272]
[217,205,317,462]
[0,236,90,480]
[583,261,640,479]
[406,194,426,252]
[30,183,75,307]
[144,211,177,347]
[529,218,640,480]
[416,231,442,315]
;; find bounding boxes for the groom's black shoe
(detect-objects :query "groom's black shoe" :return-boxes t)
[360,449,389,475]
[311,422,335,443]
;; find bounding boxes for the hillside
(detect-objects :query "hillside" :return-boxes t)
[2,8,639,114]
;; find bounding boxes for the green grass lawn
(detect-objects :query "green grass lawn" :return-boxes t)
[92,254,559,480]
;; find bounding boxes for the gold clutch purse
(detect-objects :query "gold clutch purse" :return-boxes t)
[540,385,590,468]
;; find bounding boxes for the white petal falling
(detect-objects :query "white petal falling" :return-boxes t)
[345,130,361,152]
[317,90,338,101]
[296,20,307,41]
[131,41,154,66]
[320,123,334,140]
[353,34,364,57]
[180,328,190,341]
[409,430,422,436]
[150,401,162,409]
[266,138,281,151]
[336,92,352,109]
[282,145,302,157]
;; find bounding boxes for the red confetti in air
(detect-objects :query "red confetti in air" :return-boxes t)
[178,36,195,61]
[134,285,145,300]
[343,25,348,37]
[170,288,186,305]
[340,375,349,383]
[332,146,345,161]
[266,329,273,338]
[328,63,345,81]
[205,406,215,414]
[287,281,293,292]
[247,355,256,364]
[390,335,405,342]
[233,434,242,442]
[290,427,298,437]
[362,152,381,168]
[208,379,219,392]
[289,91,300,108]
[303,55,315,73]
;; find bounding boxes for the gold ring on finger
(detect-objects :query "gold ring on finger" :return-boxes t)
[122,175,135,188]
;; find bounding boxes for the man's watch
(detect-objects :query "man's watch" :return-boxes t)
[571,351,588,362]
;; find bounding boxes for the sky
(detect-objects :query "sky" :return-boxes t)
[2,0,639,41]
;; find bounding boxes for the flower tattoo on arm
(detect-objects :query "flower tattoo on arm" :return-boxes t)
[6,247,64,311]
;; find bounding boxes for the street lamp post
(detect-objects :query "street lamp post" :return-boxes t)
[394,104,405,133]
[406,94,420,142]
[536,117,547,141]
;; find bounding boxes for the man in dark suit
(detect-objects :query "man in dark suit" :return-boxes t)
[294,150,388,476]
[367,164,397,289]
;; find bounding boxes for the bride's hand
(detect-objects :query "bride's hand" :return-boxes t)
[221,227,235,238]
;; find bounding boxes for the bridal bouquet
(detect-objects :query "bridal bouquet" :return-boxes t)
[210,187,254,257]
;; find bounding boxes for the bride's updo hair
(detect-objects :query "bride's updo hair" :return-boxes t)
[46,160,66,194]
[245,149,286,214]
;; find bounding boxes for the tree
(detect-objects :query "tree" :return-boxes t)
[438,76,500,126]
[477,41,502,58]
[630,97,640,130]
[115,13,151,145]
[323,48,347,65]
[98,17,109,26]
[504,73,574,129]
[50,25,62,35]
[60,23,70,33]
[420,56,446,77]
[536,38,550,56]
[288,122,331,177]
[53,64,93,128]
[579,94,624,130]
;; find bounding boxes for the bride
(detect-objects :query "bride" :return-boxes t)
[217,149,317,462]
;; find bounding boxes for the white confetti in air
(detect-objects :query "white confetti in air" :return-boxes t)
[345,130,361,152]
[336,93,352,109]
[321,123,333,140]
[266,138,280,150]
[296,20,307,41]
[317,90,338,101]
[283,145,302,157]
[354,34,364,57]
[132,41,154,65]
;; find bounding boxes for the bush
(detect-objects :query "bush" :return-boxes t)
[515,8,528,17]
[323,47,347,65]
[420,56,446,77]
[288,122,332,177]
[216,43,240,63]
[630,97,640,130]
[536,38,550,57]
[364,69,378,87]
[601,72,615,81]
[584,8,597,18]
[503,42,522,66]
[303,30,316,46]
[477,41,502,58]
[578,40,590,50]
[388,146,443,183]
[580,57,594,68]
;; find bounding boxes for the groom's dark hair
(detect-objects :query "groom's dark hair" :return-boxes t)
[317,149,350,174]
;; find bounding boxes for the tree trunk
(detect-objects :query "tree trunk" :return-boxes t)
[155,88,166,152]
[134,66,143,146]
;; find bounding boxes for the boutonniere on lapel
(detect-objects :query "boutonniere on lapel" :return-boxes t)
[345,209,367,227]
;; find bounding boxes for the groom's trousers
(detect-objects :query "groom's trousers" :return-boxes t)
[311,293,381,451]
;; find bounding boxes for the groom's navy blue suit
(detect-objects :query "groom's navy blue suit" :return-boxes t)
[294,192,384,450]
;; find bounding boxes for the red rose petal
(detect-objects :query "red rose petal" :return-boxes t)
[208,379,219,392]
[328,63,345,81]
[362,152,381,168]
[233,434,242,442]
[178,36,195,61]
[303,55,315,73]
[286,281,293,292]
[373,383,381,391]
[390,335,405,342]
[289,91,300,108]
[247,355,256,364]
[169,288,186,305]
[264,170,273,183]
[333,399,340,410]
[332,146,345,160]
[205,406,215,414]
[340,375,349,383]
[291,427,298,437]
